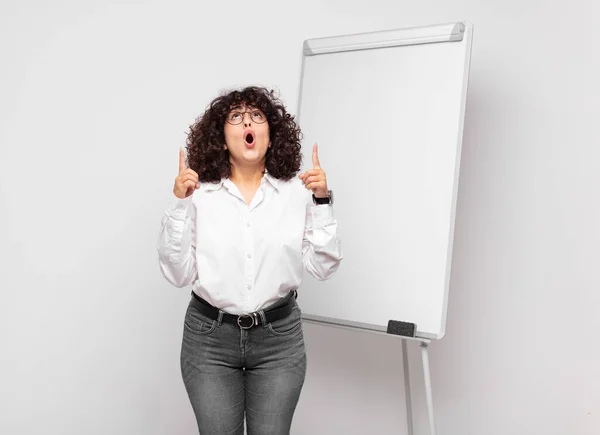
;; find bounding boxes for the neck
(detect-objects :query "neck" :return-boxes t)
[229,162,265,187]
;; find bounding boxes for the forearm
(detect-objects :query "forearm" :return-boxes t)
[302,204,343,280]
[156,196,198,288]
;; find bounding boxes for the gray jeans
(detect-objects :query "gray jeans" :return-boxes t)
[180,291,307,435]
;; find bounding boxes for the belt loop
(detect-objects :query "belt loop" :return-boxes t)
[258,310,267,328]
[217,310,224,326]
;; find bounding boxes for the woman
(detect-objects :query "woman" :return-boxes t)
[157,86,342,434]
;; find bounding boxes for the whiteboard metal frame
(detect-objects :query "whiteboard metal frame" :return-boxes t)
[296,21,474,435]
[303,22,465,56]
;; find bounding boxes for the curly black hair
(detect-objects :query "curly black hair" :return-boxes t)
[185,86,303,183]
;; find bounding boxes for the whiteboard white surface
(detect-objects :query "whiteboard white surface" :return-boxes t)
[297,22,473,339]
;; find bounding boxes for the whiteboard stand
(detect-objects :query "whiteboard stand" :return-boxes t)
[402,340,415,435]
[304,319,438,435]
[420,340,437,435]
[297,20,474,435]
[403,337,437,435]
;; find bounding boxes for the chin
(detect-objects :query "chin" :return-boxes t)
[244,147,267,158]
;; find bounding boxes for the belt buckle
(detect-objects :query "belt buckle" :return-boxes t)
[237,314,255,329]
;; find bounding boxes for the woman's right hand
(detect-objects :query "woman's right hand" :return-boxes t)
[174,148,200,199]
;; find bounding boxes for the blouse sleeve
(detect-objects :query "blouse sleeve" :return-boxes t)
[156,195,198,288]
[302,198,343,280]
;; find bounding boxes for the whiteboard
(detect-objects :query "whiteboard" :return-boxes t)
[296,22,473,339]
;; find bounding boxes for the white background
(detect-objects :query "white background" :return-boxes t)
[1,1,598,434]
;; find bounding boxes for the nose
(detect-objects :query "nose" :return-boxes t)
[243,113,252,127]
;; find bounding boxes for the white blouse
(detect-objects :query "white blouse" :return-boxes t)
[156,171,343,315]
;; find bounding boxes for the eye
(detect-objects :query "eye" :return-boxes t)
[229,112,242,120]
[251,111,264,120]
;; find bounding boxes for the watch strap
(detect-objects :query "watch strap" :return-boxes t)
[312,190,333,205]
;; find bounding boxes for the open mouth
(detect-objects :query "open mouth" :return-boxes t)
[244,129,256,147]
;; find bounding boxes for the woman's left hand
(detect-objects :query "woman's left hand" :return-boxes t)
[299,143,328,197]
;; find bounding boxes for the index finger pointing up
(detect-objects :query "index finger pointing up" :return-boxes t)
[312,143,321,169]
[179,148,187,173]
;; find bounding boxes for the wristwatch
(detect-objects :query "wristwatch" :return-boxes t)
[313,190,333,205]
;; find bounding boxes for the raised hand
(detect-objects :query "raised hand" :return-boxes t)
[299,143,328,198]
[173,148,200,199]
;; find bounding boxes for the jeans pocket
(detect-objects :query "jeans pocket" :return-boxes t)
[183,305,217,336]
[267,306,302,336]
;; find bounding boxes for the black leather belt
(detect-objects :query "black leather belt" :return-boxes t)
[190,290,297,329]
